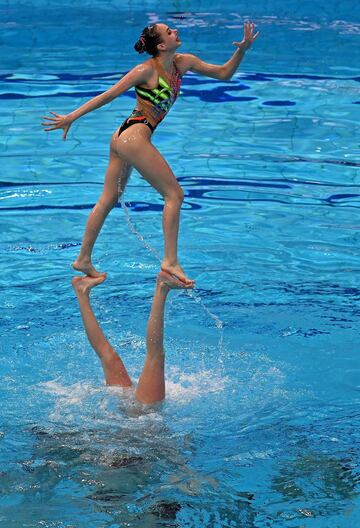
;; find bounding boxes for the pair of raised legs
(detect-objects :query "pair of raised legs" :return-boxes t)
[73,124,194,285]
[72,271,193,405]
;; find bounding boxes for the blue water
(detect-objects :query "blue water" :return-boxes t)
[1,0,360,526]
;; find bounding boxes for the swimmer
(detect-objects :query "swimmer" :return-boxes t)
[71,271,193,405]
[42,22,259,284]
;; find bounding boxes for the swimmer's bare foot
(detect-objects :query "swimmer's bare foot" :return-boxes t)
[71,274,106,297]
[72,257,104,278]
[161,261,195,285]
[157,270,194,290]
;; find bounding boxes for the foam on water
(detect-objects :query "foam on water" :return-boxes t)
[163,366,229,403]
[39,365,229,412]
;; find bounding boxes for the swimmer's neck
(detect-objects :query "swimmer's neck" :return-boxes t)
[154,52,176,73]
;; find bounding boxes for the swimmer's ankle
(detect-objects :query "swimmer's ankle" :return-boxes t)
[161,257,177,267]
[156,279,170,292]
[73,255,90,267]
[72,257,104,278]
[71,276,89,297]
[156,276,170,294]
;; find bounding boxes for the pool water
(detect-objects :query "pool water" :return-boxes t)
[1,0,360,526]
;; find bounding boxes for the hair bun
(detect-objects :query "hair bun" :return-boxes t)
[133,26,161,57]
[134,36,146,54]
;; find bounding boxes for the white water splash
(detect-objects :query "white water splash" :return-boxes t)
[38,367,229,422]
[166,366,229,403]
[39,379,102,404]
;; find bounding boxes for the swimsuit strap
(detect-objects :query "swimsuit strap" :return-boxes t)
[172,60,181,78]
[153,58,181,85]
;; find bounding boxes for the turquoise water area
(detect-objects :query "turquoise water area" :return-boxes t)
[1,0,360,526]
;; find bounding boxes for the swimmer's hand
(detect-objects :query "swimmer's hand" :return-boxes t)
[41,112,74,140]
[233,21,259,51]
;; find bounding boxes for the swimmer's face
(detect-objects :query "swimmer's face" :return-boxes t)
[156,23,181,53]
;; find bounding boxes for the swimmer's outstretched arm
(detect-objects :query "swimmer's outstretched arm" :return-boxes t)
[71,275,132,387]
[135,272,193,405]
[41,63,153,140]
[178,21,260,81]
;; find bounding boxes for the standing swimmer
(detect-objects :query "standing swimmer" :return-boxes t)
[42,22,259,284]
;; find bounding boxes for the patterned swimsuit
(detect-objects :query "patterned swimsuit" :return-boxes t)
[118,60,182,136]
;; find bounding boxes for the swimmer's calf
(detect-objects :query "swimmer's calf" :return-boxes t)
[71,274,132,387]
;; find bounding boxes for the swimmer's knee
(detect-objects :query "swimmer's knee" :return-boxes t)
[98,194,118,211]
[165,186,184,204]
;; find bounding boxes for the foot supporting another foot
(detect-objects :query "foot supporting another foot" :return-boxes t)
[160,262,195,286]
[157,270,194,289]
[71,274,107,296]
[72,257,105,278]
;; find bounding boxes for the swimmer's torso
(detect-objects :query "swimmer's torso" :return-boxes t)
[134,59,181,128]
[117,57,182,137]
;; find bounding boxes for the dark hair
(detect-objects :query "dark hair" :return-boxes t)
[134,24,162,57]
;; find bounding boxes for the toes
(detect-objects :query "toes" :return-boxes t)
[160,267,192,284]
[158,271,193,290]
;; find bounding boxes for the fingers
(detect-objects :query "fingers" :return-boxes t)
[244,21,256,35]
[63,123,71,140]
[41,120,59,129]
[41,111,63,125]
[41,112,68,135]
[41,124,69,137]
[42,124,58,131]
[41,114,60,130]
[41,122,58,129]
[244,21,252,32]
[239,20,259,47]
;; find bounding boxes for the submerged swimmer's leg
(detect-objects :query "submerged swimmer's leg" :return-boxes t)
[135,272,192,405]
[72,143,132,277]
[72,275,132,387]
[115,125,194,285]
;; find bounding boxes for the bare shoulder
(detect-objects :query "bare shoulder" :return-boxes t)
[131,58,154,77]
[124,58,155,86]
[174,53,197,75]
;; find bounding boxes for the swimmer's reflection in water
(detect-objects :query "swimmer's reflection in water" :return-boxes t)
[72,270,193,405]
